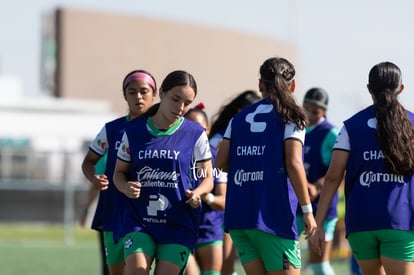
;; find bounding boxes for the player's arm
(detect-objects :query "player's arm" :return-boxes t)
[81,149,108,191]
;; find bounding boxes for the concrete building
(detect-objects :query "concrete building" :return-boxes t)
[52,7,298,119]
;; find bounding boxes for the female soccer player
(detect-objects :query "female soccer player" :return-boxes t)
[311,61,414,275]
[113,70,214,275]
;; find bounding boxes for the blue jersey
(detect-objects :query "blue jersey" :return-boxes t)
[299,120,338,219]
[224,98,302,240]
[89,116,129,239]
[118,117,210,250]
[197,146,224,246]
[343,105,414,235]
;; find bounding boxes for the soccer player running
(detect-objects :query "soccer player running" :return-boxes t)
[113,70,214,275]
[82,70,157,275]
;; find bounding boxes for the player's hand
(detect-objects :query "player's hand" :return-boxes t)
[303,212,317,238]
[92,174,109,191]
[185,189,201,208]
[123,181,141,198]
[310,226,325,256]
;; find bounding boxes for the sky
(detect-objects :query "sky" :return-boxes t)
[1,0,414,127]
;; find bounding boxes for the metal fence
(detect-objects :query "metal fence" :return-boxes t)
[0,147,90,244]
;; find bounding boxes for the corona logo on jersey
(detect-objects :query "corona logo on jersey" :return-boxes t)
[233,169,264,186]
[359,171,405,187]
[359,149,407,187]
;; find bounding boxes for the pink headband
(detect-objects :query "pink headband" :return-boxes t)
[123,72,156,91]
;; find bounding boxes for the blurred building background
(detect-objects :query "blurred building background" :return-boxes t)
[0,7,296,225]
[53,8,298,117]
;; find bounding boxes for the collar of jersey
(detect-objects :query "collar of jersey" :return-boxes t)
[147,116,184,137]
[306,117,326,133]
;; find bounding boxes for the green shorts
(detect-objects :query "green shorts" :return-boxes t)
[103,231,124,265]
[196,240,223,249]
[229,229,301,271]
[296,216,338,242]
[348,229,414,261]
[123,231,191,271]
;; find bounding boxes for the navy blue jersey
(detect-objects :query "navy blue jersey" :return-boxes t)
[197,146,224,245]
[117,117,211,250]
[299,120,338,219]
[224,98,303,240]
[89,116,129,240]
[343,105,414,235]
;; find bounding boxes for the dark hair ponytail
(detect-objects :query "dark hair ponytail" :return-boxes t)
[369,62,414,175]
[259,57,307,130]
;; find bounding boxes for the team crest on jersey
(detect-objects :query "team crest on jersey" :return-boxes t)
[245,104,273,133]
[121,144,130,154]
[97,139,107,149]
[124,236,133,249]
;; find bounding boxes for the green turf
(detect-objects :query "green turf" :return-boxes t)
[0,223,350,275]
[0,223,100,275]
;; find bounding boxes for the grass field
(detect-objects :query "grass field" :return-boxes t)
[0,223,101,275]
[0,223,351,275]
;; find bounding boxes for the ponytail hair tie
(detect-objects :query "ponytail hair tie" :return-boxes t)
[195,102,205,110]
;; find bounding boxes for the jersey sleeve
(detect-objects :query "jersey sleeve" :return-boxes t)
[222,118,234,140]
[89,126,109,156]
[333,125,350,151]
[117,132,131,162]
[284,122,305,145]
[193,131,212,162]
